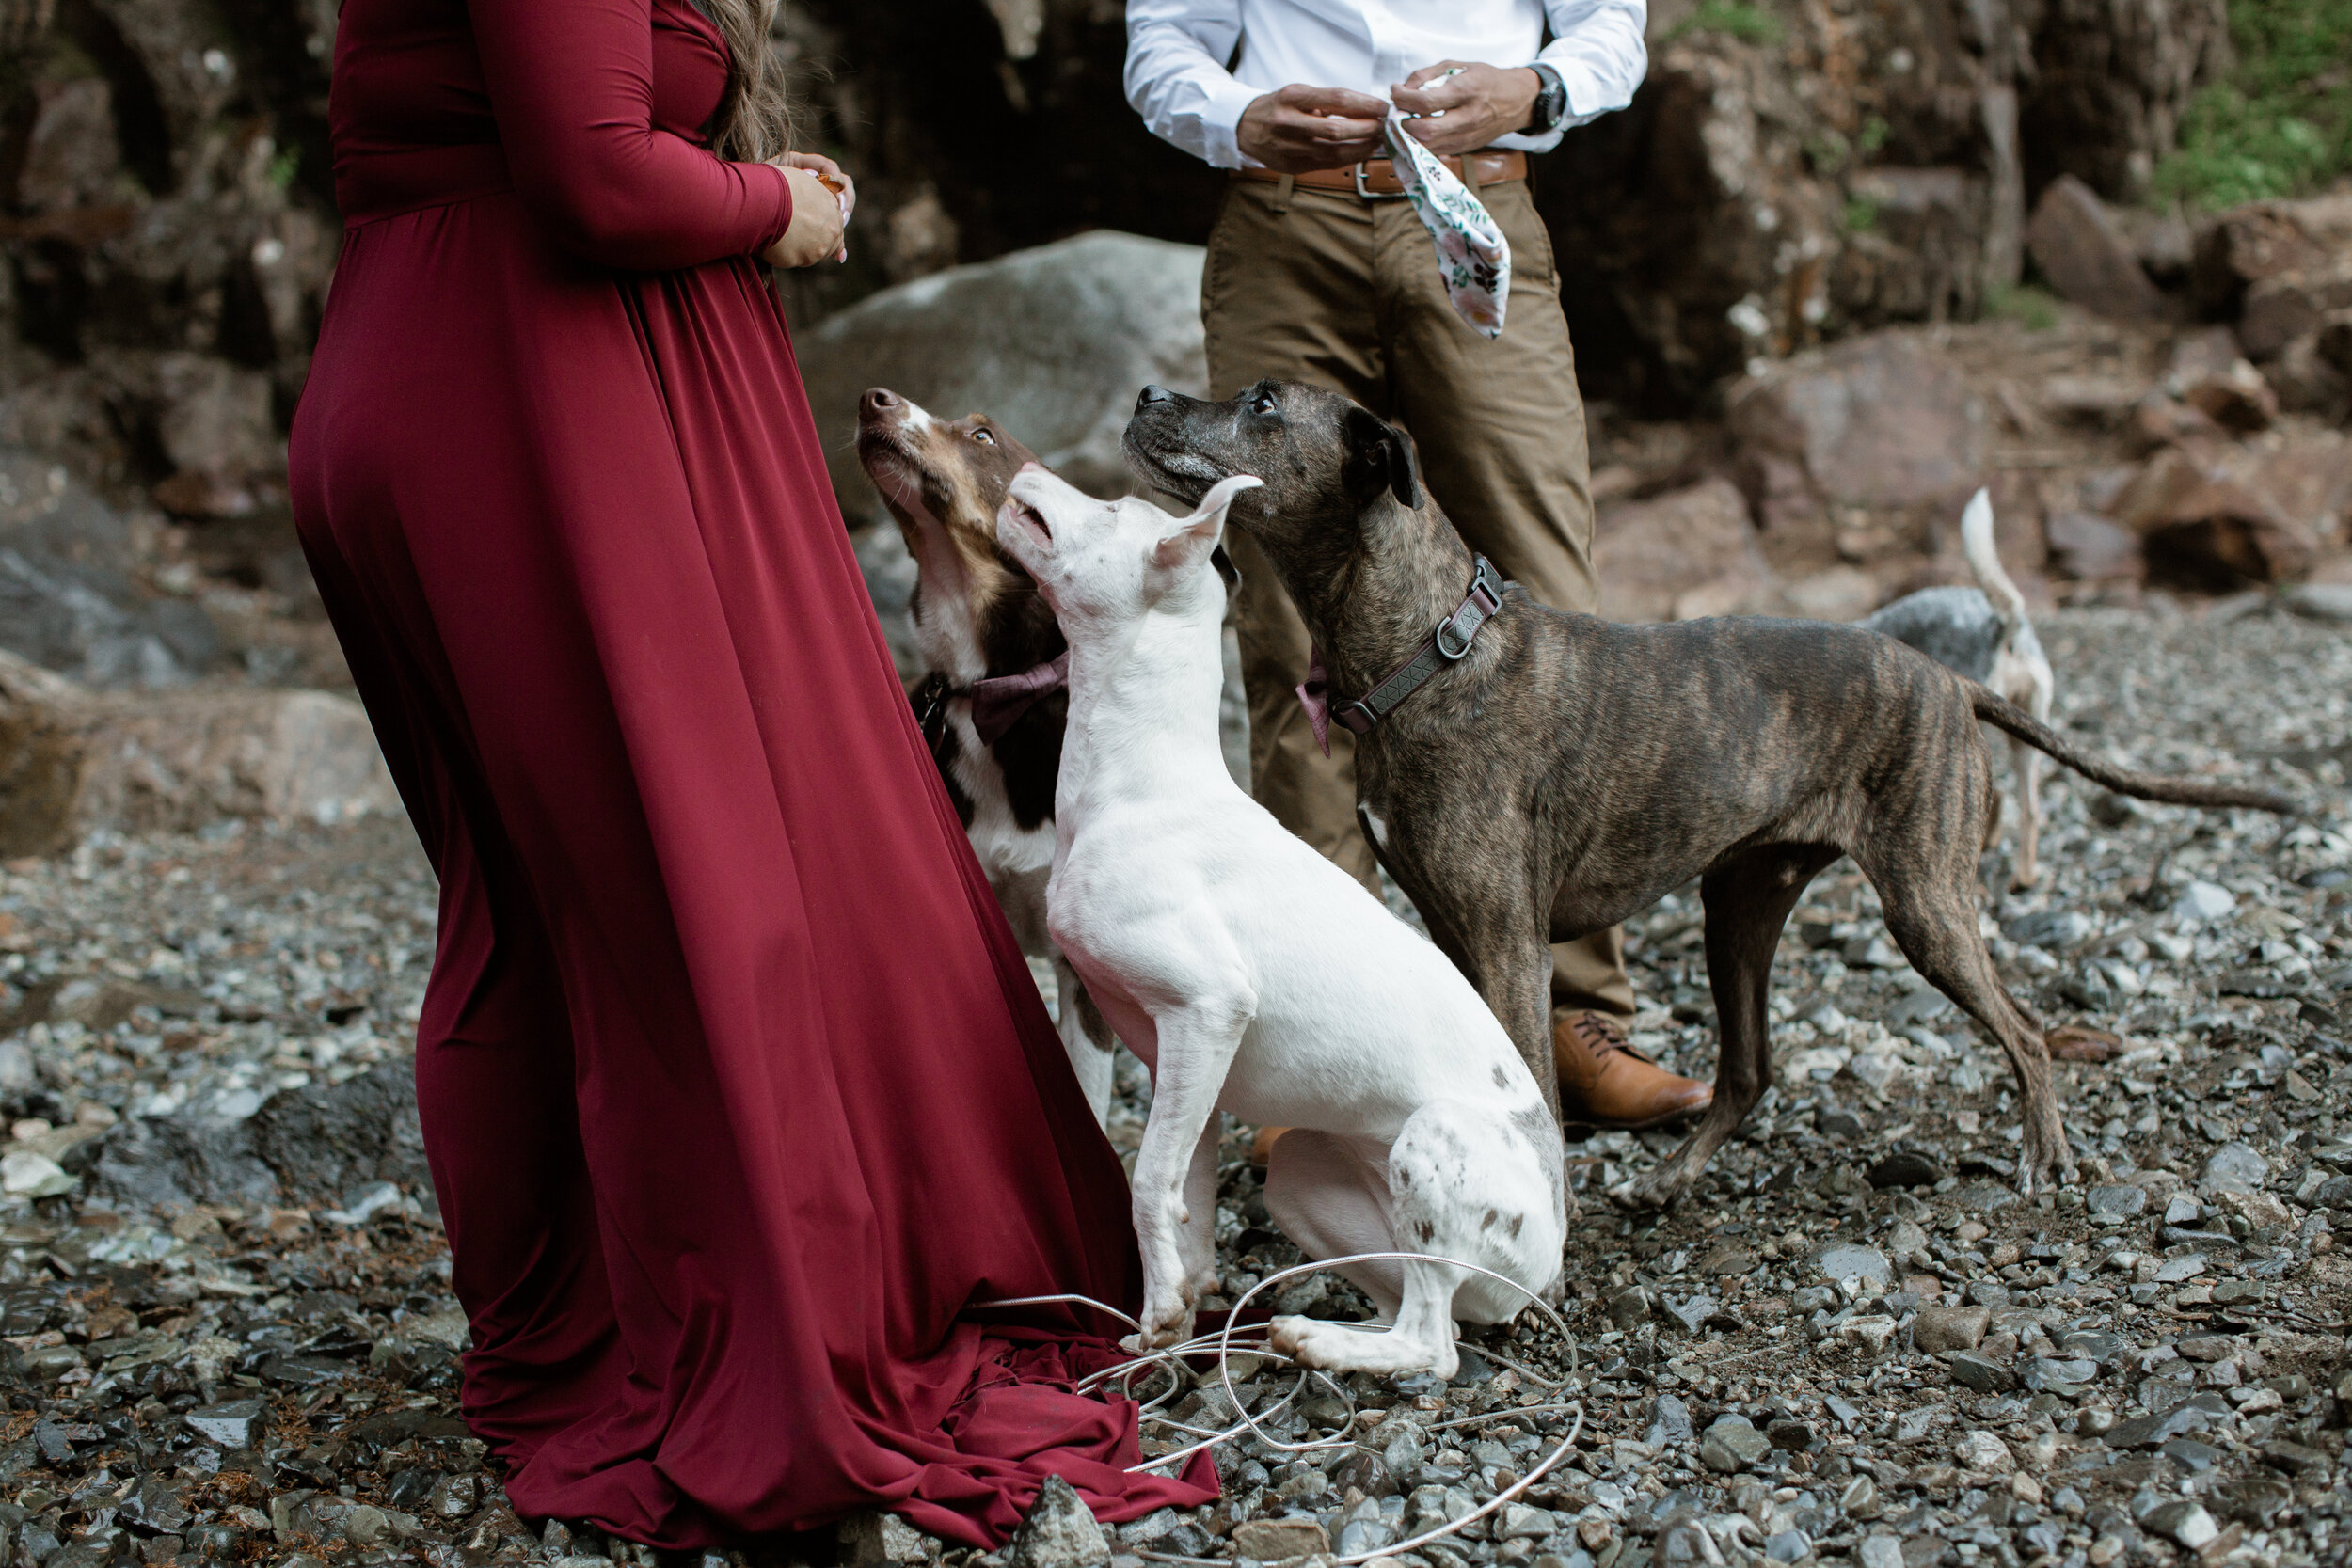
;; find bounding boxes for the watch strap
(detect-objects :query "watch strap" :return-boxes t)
[1527,62,1567,133]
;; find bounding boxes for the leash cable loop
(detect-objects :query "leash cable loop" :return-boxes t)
[974,1249,1584,1568]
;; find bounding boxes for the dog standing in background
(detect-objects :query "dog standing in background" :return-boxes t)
[854,388,1121,1124]
[1862,490,2057,889]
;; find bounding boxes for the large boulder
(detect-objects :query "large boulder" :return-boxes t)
[0,449,218,686]
[795,230,1208,526]
[2026,175,2168,320]
[2191,194,2352,319]
[1729,332,1989,516]
[2107,447,2321,589]
[2238,262,2352,363]
[0,647,401,854]
[1594,478,1773,624]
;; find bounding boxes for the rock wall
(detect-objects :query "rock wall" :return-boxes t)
[1,0,2240,495]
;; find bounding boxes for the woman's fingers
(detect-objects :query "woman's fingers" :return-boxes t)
[764,166,850,268]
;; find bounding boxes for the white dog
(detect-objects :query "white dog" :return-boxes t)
[997,464,1565,1376]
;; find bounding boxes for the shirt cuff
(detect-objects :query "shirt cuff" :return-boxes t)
[1195,73,1273,169]
[1537,49,1632,133]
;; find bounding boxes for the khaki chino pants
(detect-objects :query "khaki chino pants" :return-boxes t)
[1201,173,1634,1016]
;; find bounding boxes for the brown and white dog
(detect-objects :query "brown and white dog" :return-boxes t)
[854,388,1120,1122]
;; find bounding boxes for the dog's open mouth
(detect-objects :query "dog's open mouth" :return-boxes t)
[1004,496,1052,544]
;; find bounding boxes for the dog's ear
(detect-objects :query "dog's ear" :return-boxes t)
[1154,474,1263,573]
[1209,544,1241,591]
[1341,405,1422,510]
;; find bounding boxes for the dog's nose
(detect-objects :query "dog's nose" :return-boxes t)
[860,388,900,417]
[1136,385,1174,411]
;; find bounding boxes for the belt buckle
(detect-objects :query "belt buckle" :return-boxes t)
[1351,162,1406,200]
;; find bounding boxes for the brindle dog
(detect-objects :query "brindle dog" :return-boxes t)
[1122,379,2297,1203]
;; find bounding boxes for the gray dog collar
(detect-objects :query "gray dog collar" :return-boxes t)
[1296,556,1504,754]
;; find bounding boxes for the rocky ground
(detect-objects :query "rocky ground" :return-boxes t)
[0,594,2333,1560]
[0,600,2340,1568]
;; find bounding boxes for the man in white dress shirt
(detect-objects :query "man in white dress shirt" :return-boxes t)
[1126,0,1713,1132]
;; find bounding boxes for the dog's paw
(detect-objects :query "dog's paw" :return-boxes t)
[1267,1313,1314,1365]
[1133,1296,1196,1353]
[1613,1174,1681,1212]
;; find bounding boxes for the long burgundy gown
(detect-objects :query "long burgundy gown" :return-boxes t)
[287,0,1216,1547]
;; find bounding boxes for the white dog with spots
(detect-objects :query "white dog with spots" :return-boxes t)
[997,463,1565,1376]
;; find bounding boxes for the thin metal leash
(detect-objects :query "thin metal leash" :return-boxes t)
[972,1251,1585,1568]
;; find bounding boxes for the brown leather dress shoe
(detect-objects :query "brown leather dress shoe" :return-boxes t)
[1553,1009,1712,1130]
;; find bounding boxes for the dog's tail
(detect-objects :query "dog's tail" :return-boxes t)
[1970,689,2297,814]
[1958,488,2028,638]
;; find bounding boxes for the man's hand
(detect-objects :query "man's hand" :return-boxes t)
[1391,61,1544,156]
[1237,84,1390,172]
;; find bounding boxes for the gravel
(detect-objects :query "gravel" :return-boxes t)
[0,600,2340,1568]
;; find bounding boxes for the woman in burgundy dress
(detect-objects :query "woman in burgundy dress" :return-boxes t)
[290,0,1215,1548]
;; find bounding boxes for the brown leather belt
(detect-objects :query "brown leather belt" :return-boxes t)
[1232,149,1527,198]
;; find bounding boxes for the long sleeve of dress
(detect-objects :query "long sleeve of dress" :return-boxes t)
[470,0,793,272]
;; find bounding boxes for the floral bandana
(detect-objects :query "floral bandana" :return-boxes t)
[1382,106,1511,339]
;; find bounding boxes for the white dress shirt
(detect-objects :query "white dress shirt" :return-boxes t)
[1125,0,1647,170]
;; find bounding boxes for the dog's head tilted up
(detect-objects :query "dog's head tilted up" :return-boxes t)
[1120,380,1422,560]
[998,465,1260,637]
[854,388,1060,678]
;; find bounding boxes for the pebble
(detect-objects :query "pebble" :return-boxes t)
[1805,1242,1891,1288]
[2084,1183,2147,1220]
[1699,1417,1772,1474]
[1865,1150,1943,1188]
[2173,879,2236,923]
[2142,1499,2221,1550]
[1952,1431,2015,1474]
[1646,1393,1695,1449]
[2201,1141,2270,1195]
[1945,1351,2016,1393]
[1008,1478,1112,1568]
[1912,1306,1990,1352]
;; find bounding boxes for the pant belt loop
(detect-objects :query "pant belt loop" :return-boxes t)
[1460,152,1483,197]
[1270,173,1295,215]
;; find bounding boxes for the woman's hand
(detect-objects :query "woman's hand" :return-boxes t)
[764,154,853,268]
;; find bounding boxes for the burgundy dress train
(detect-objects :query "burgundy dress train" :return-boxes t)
[287,0,1215,1547]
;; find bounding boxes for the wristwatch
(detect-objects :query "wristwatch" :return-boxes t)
[1524,63,1568,134]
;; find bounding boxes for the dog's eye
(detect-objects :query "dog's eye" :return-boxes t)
[971,428,995,445]
[1249,391,1278,417]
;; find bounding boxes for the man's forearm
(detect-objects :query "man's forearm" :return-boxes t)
[1125,3,1258,167]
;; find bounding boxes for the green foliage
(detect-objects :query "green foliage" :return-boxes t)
[267,146,301,190]
[1839,195,1880,233]
[2153,0,2352,208]
[1667,0,1786,46]
[1857,115,1890,157]
[1984,284,2061,332]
